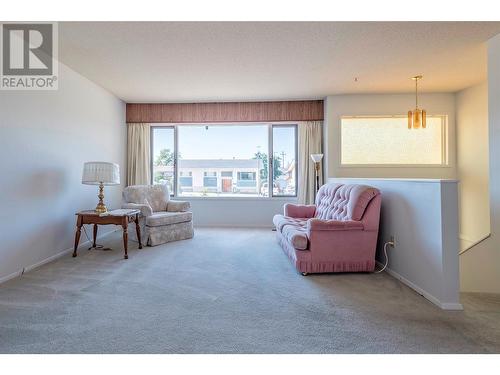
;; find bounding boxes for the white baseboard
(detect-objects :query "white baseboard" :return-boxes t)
[0,229,118,286]
[440,302,465,310]
[376,261,463,311]
[0,270,23,284]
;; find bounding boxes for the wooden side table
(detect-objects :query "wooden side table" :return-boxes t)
[73,209,142,259]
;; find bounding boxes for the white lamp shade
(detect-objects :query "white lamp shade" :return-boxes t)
[310,154,324,163]
[82,162,120,185]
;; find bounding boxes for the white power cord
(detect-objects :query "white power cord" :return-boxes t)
[375,241,394,273]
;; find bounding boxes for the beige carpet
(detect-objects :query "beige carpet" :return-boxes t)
[0,227,499,353]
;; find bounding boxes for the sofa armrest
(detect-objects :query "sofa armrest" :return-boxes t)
[284,203,316,218]
[122,202,153,217]
[307,218,364,232]
[167,200,191,212]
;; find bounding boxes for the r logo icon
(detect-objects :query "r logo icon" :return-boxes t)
[2,24,53,75]
[1,22,58,90]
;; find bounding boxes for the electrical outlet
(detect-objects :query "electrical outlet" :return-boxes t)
[390,236,396,247]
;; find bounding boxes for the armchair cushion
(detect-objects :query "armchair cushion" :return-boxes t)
[146,185,169,212]
[146,211,193,227]
[123,184,170,212]
[122,202,153,217]
[167,200,190,212]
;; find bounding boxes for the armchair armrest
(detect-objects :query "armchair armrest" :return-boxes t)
[307,218,364,232]
[167,200,190,212]
[284,203,316,218]
[122,202,153,217]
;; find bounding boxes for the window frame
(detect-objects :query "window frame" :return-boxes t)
[339,115,449,168]
[150,122,298,199]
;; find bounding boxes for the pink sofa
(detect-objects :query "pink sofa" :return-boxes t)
[272,183,381,275]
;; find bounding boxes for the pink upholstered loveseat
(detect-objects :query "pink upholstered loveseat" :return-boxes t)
[272,182,381,275]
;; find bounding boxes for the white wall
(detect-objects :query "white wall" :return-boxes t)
[324,93,456,179]
[456,82,490,252]
[460,34,500,293]
[330,178,461,310]
[187,197,296,227]
[0,62,126,283]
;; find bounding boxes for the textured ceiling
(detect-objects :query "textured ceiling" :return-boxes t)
[58,22,500,102]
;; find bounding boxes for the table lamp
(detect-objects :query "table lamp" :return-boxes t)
[82,162,120,214]
[310,154,324,193]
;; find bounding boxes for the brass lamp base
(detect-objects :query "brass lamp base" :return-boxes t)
[94,182,108,214]
[95,202,108,214]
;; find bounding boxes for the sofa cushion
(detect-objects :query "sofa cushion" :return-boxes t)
[315,183,379,221]
[146,211,192,227]
[273,214,288,231]
[273,214,303,231]
[282,222,309,250]
[273,214,309,250]
[314,183,344,220]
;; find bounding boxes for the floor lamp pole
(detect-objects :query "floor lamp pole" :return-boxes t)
[310,154,324,202]
[314,162,321,200]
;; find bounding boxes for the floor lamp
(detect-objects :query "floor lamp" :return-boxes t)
[310,154,324,198]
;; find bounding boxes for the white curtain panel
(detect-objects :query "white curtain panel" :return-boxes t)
[298,121,323,204]
[127,123,151,186]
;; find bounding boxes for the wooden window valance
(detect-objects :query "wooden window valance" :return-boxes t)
[126,100,324,123]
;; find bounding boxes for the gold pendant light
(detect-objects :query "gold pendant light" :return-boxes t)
[408,75,426,129]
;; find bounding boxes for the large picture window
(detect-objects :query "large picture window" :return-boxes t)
[151,124,297,198]
[340,116,448,166]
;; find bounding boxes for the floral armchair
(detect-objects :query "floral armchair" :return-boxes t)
[122,184,194,246]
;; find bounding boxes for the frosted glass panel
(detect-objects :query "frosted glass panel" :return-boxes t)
[341,116,445,165]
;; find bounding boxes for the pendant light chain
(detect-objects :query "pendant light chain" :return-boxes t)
[415,78,418,109]
[408,75,426,130]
